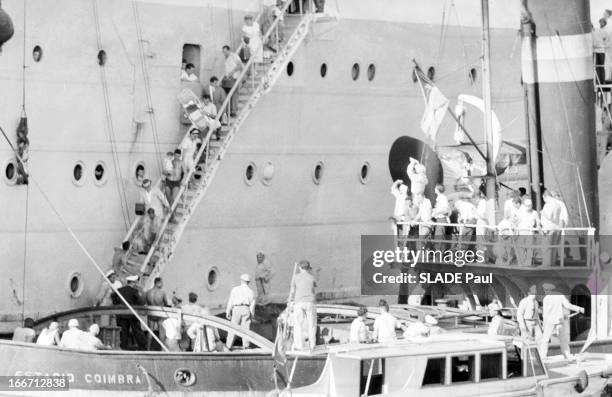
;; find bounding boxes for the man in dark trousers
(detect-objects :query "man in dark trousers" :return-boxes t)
[112,275,146,350]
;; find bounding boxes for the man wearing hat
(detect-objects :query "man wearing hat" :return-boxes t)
[59,319,87,349]
[540,283,584,358]
[404,315,440,338]
[96,270,122,307]
[113,275,146,350]
[225,273,255,349]
[288,260,317,350]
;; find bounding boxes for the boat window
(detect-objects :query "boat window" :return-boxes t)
[524,347,545,377]
[469,68,477,84]
[506,345,523,378]
[360,358,384,396]
[207,266,219,291]
[422,357,446,386]
[451,355,475,383]
[480,353,503,381]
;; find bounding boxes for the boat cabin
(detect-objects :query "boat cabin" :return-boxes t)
[294,335,548,396]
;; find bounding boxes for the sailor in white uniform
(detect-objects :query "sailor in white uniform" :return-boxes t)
[539,283,584,358]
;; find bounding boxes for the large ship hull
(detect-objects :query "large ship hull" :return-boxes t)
[0,0,542,331]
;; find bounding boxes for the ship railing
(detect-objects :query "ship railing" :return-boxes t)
[137,0,300,276]
[118,8,270,249]
[394,220,595,268]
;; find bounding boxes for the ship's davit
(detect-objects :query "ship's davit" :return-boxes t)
[0,1,14,52]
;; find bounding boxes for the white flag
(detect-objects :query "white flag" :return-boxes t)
[420,87,449,142]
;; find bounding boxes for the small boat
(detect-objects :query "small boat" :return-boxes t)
[0,305,325,396]
[285,334,612,397]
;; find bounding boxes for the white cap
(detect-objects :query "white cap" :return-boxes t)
[105,270,116,277]
[240,273,251,282]
[542,282,555,291]
[424,315,438,325]
[126,275,139,282]
[68,319,79,329]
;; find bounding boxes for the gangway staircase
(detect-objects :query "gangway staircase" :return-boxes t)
[114,4,316,291]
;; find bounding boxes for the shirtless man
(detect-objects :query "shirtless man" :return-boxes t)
[145,277,170,307]
[166,149,188,205]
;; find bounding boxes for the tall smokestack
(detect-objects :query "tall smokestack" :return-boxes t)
[521,0,597,228]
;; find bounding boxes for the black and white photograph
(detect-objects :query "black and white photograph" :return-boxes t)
[2,0,612,395]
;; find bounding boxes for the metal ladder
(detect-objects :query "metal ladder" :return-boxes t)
[114,6,316,291]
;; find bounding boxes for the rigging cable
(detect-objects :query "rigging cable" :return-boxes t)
[92,0,131,229]
[130,0,163,174]
[20,0,28,322]
[435,0,449,68]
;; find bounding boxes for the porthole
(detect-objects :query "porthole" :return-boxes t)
[4,159,17,185]
[97,50,107,66]
[427,66,436,81]
[320,63,327,78]
[367,64,376,81]
[174,368,197,387]
[351,63,360,81]
[312,161,324,185]
[469,68,477,84]
[72,161,85,186]
[359,161,370,184]
[68,272,84,298]
[244,162,256,186]
[286,61,294,76]
[135,162,145,185]
[261,161,274,186]
[93,162,107,186]
[207,266,219,291]
[32,45,42,62]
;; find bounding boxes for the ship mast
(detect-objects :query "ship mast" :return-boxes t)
[480,0,496,224]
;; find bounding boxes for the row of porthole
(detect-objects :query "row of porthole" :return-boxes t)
[286,61,377,82]
[412,65,478,85]
[243,160,372,186]
[30,45,108,66]
[72,161,107,186]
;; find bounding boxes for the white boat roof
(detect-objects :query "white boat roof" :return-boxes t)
[330,334,508,360]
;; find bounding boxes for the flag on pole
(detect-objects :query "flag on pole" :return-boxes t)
[413,63,449,143]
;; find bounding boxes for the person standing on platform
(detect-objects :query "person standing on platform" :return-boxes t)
[221,45,243,117]
[145,277,170,307]
[487,305,505,336]
[516,199,540,267]
[254,252,273,305]
[288,260,317,351]
[140,178,169,221]
[539,283,584,358]
[431,184,451,250]
[517,285,539,339]
[113,275,146,350]
[390,180,408,235]
[413,193,433,244]
[226,274,256,349]
[540,190,562,266]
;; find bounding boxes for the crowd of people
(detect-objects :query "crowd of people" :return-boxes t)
[391,158,578,267]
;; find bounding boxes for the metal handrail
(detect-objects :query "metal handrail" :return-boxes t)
[395,220,595,234]
[138,0,299,276]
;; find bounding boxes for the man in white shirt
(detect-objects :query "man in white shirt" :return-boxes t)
[373,300,403,343]
[517,285,539,339]
[222,45,243,116]
[414,193,433,241]
[59,319,88,349]
[539,283,584,358]
[516,199,540,267]
[82,324,112,351]
[407,157,428,197]
[349,307,370,343]
[36,322,60,346]
[162,316,182,351]
[181,63,199,82]
[432,184,451,250]
[455,198,477,249]
[96,270,122,306]
[180,129,201,172]
[226,273,256,349]
[594,18,609,85]
[487,305,504,336]
[540,190,562,266]
[390,180,408,235]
